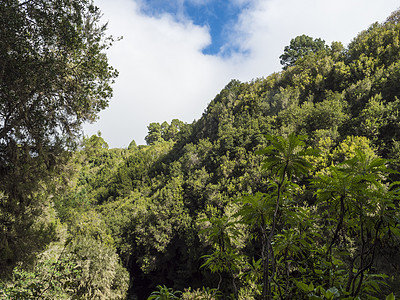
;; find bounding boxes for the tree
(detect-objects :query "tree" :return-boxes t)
[145,122,164,145]
[0,0,117,275]
[280,35,327,69]
[1,209,130,299]
[312,149,399,298]
[163,119,185,141]
[385,8,400,24]
[200,215,242,297]
[237,134,316,299]
[128,139,137,150]
[145,120,186,145]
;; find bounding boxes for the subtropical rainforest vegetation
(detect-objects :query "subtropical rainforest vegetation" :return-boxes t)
[1,1,400,299]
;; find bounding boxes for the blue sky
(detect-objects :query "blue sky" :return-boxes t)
[85,0,400,148]
[140,0,250,55]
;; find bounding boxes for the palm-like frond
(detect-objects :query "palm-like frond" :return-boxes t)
[235,192,275,228]
[258,133,316,181]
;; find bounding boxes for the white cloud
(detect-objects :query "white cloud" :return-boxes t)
[84,0,399,147]
[85,0,234,147]
[226,0,399,80]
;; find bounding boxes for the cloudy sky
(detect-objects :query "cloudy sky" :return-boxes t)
[84,0,399,148]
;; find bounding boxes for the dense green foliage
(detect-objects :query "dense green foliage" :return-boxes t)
[279,34,327,69]
[0,0,127,298]
[3,6,400,300]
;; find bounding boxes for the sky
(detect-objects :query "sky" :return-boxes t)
[83,0,400,148]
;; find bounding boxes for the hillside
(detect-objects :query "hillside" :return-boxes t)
[2,8,400,300]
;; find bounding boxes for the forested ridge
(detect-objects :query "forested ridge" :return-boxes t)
[2,1,400,299]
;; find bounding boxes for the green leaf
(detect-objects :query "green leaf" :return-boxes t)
[315,285,326,296]
[326,290,334,299]
[309,282,314,291]
[386,293,395,300]
[295,280,310,292]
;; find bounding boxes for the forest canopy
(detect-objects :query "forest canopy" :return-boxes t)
[0,0,125,298]
[2,4,400,300]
